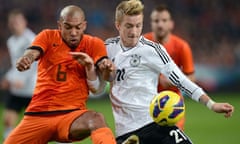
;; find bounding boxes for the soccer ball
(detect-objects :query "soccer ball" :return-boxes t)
[149,90,185,126]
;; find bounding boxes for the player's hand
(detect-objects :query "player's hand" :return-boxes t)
[97,58,115,72]
[97,58,116,81]
[212,103,234,118]
[16,56,33,71]
[69,52,94,70]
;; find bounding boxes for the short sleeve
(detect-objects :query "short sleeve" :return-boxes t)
[91,37,107,64]
[31,30,51,53]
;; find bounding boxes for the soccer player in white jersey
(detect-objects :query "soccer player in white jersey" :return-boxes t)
[104,0,234,144]
[0,9,37,140]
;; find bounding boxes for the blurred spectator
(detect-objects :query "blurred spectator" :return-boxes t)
[0,9,37,140]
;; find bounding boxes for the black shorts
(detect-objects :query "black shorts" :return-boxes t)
[116,122,193,144]
[5,92,31,113]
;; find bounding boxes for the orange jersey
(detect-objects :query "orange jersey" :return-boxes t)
[144,32,195,94]
[26,29,107,113]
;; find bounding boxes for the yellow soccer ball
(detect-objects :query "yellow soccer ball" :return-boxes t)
[149,90,185,126]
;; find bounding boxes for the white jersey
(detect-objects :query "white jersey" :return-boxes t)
[5,28,37,97]
[105,36,205,137]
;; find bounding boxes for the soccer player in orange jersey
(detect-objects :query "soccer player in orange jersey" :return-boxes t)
[144,4,196,130]
[4,5,116,144]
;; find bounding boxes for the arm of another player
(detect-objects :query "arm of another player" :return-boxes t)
[178,44,234,117]
[152,42,234,118]
[161,61,234,118]
[16,48,41,72]
[171,68,234,118]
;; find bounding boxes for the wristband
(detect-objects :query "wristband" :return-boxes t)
[87,77,100,91]
[206,99,216,110]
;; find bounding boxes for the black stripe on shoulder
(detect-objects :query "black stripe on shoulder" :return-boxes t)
[105,37,120,45]
[140,37,170,64]
[27,46,44,60]
[27,46,44,56]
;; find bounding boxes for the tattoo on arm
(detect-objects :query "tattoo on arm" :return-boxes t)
[24,53,35,63]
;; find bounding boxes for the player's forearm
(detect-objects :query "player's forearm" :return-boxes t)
[85,66,101,93]
[163,62,233,116]
[198,94,216,110]
[101,70,116,82]
[23,49,41,63]
[85,65,98,81]
[165,63,215,109]
[16,49,41,71]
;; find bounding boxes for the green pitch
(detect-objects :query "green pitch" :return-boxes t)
[0,92,239,144]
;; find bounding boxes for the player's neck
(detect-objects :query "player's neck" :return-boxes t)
[13,28,26,37]
[154,33,170,44]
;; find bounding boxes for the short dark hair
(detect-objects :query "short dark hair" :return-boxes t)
[8,9,25,18]
[153,4,171,13]
[152,4,172,19]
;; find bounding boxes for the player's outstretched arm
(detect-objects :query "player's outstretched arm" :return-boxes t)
[199,94,234,118]
[16,49,40,72]
[160,59,234,118]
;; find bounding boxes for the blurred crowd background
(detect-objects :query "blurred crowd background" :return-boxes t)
[0,0,240,92]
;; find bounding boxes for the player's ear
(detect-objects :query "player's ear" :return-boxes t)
[115,21,120,31]
[82,21,87,31]
[169,20,174,31]
[57,20,62,30]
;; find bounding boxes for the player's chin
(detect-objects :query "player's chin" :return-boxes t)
[68,40,79,49]
[126,38,138,47]
[68,43,78,49]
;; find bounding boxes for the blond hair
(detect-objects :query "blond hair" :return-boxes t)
[115,0,144,23]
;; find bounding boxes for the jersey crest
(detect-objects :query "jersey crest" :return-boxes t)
[130,54,141,67]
